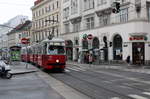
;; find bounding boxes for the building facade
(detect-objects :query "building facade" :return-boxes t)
[7,20,32,48]
[61,0,150,65]
[0,15,28,58]
[31,0,61,44]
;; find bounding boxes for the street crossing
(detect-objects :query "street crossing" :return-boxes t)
[110,92,150,99]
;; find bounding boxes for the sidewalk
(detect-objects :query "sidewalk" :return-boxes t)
[67,61,150,74]
[10,61,38,75]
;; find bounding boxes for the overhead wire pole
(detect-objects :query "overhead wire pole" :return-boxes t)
[45,19,59,39]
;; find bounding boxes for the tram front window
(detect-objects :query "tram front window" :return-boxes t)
[48,46,65,55]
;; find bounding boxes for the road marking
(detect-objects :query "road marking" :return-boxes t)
[95,70,150,85]
[67,67,86,71]
[65,69,70,72]
[67,67,79,71]
[143,92,150,96]
[128,94,148,99]
[111,97,120,99]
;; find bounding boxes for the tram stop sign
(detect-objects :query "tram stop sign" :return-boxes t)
[21,38,30,44]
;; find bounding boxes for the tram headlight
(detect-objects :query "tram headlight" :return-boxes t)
[56,59,59,63]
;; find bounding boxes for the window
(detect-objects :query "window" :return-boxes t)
[42,8,44,14]
[97,0,107,6]
[84,0,94,10]
[63,0,69,3]
[120,8,128,23]
[72,22,80,32]
[71,0,78,14]
[63,7,69,18]
[147,3,150,21]
[85,16,94,29]
[122,0,127,3]
[64,23,70,33]
[53,3,55,10]
[48,46,65,55]
[57,1,59,8]
[99,13,110,26]
[19,34,21,39]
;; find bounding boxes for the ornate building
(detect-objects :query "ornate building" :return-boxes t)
[61,0,150,65]
[31,0,61,44]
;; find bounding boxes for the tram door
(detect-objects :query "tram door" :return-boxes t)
[132,42,145,65]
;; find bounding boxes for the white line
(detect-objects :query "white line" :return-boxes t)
[65,69,70,72]
[111,97,120,99]
[67,67,79,71]
[67,67,86,71]
[143,92,150,96]
[73,67,86,71]
[128,94,148,99]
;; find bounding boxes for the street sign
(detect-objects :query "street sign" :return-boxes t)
[21,38,30,44]
[83,34,87,39]
[87,34,93,40]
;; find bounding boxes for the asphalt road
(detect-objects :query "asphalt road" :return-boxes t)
[49,64,150,99]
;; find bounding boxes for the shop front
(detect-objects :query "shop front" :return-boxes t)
[129,35,148,65]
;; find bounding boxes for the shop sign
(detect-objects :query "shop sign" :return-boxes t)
[129,36,147,41]
[123,45,128,47]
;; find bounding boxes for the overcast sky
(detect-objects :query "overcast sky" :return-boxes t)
[0,0,35,24]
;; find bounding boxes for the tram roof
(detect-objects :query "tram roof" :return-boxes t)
[41,38,65,43]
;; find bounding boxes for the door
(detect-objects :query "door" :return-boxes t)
[132,42,145,65]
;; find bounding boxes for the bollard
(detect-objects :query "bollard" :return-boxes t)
[25,63,28,69]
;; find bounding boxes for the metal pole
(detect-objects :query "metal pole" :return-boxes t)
[25,45,28,69]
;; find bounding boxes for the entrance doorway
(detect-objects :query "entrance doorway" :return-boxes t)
[132,42,145,65]
[66,40,73,61]
[113,35,123,60]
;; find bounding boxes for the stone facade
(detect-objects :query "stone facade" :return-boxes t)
[31,0,61,44]
[61,0,150,65]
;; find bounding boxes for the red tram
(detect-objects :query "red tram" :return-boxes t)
[21,38,66,71]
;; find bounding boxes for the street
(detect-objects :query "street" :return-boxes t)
[1,62,150,99]
[50,64,150,99]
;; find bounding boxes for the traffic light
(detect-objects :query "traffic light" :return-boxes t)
[116,2,120,13]
[112,2,120,13]
[109,42,112,47]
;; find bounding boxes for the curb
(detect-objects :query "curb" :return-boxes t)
[11,70,38,75]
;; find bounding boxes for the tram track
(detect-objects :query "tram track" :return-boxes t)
[49,70,136,99]
[68,65,150,93]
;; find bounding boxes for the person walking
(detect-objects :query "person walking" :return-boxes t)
[89,54,93,64]
[126,55,130,66]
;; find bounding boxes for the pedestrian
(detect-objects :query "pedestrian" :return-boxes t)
[89,53,93,64]
[126,55,130,66]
